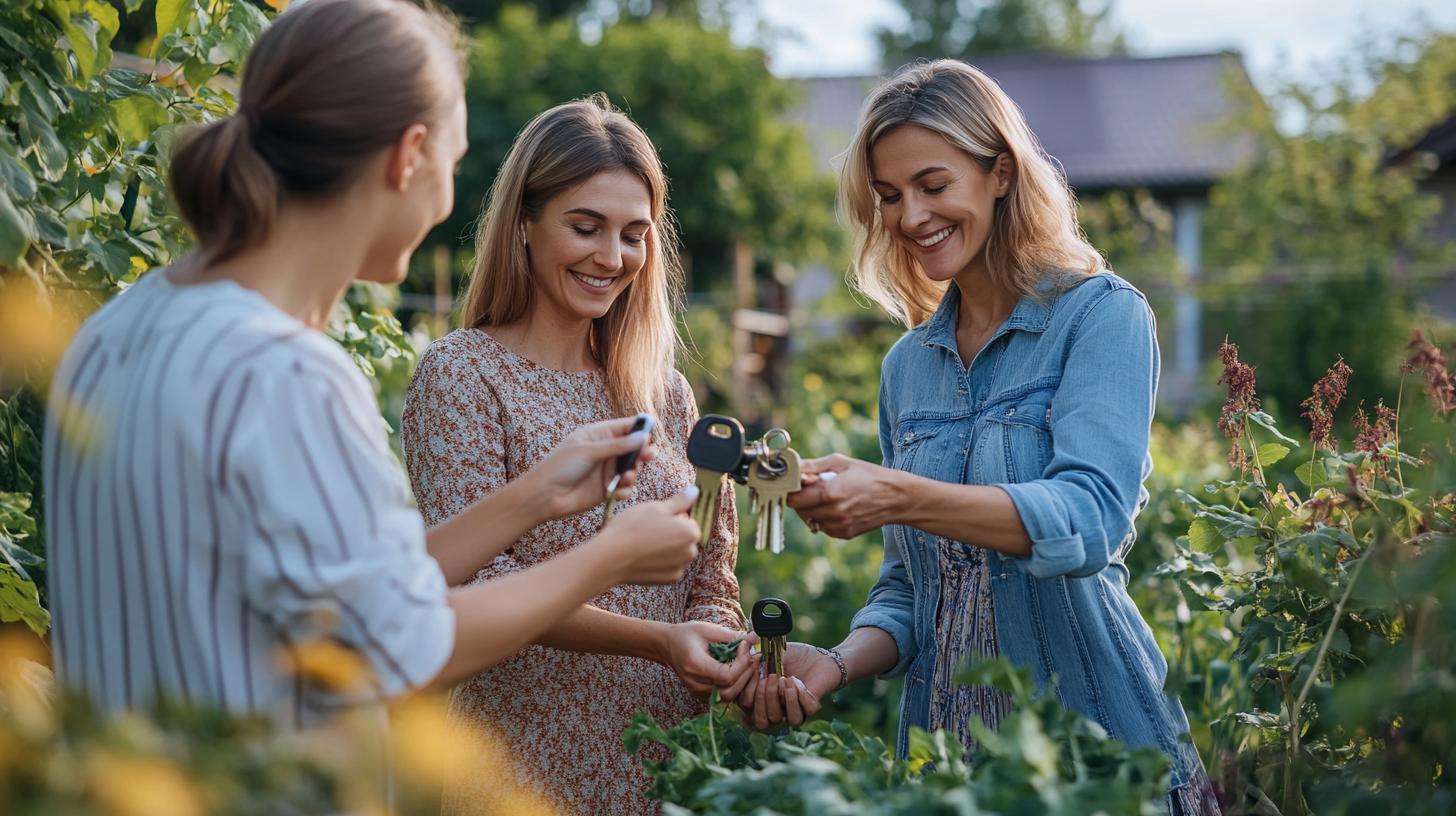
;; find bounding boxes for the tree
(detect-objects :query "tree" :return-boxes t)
[877,0,1127,68]
[431,5,838,288]
[1200,32,1456,415]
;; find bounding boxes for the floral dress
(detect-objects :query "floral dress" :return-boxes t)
[400,328,742,816]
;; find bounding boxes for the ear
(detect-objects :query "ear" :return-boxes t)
[387,123,430,192]
[992,152,1014,199]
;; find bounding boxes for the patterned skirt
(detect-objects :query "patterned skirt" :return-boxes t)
[927,537,1222,815]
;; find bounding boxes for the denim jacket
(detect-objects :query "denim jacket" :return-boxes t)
[848,271,1203,790]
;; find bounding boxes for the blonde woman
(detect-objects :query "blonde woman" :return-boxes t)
[400,96,754,815]
[749,61,1222,814]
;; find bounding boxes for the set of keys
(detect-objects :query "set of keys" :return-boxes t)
[686,415,803,553]
[751,597,793,676]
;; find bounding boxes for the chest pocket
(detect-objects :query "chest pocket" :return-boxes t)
[973,391,1054,485]
[888,421,944,476]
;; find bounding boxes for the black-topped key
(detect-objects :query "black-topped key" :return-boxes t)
[686,415,745,544]
[751,597,794,676]
[603,413,654,524]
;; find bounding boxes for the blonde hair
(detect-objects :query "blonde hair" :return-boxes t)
[459,94,684,416]
[839,60,1104,327]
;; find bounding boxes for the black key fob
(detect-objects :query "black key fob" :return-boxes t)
[687,415,745,473]
[751,598,794,638]
[613,413,655,475]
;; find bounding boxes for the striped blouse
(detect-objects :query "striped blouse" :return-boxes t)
[43,270,453,727]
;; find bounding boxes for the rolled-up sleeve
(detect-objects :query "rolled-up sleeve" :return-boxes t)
[996,287,1159,579]
[849,370,917,677]
[225,361,455,699]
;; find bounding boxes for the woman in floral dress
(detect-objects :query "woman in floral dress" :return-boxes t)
[401,95,754,815]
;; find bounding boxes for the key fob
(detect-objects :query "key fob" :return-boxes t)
[751,598,794,638]
[687,415,745,473]
[613,412,655,475]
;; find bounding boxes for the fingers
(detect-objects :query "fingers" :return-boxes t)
[799,454,851,476]
[659,485,700,515]
[795,677,821,717]
[781,676,803,725]
[720,647,755,702]
[763,673,784,725]
[751,670,772,730]
[786,482,829,510]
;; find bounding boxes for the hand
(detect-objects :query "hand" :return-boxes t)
[526,416,656,522]
[595,487,700,585]
[738,642,838,729]
[659,621,760,700]
[788,454,906,539]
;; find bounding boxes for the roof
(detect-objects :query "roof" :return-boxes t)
[788,52,1259,192]
[1392,114,1456,167]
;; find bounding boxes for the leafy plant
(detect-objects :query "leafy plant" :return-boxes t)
[624,657,1170,815]
[1157,338,1456,813]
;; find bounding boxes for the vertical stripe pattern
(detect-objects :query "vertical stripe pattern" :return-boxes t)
[43,271,454,725]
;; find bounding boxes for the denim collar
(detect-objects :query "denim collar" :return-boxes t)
[920,280,1055,356]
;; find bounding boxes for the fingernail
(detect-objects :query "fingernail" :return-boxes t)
[683,485,700,501]
[820,472,837,482]
[628,431,647,444]
[793,677,807,691]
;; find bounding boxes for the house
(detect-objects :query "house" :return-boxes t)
[787,52,1260,409]
[1392,114,1456,318]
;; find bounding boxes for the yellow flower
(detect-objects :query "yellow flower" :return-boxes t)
[280,639,372,693]
[264,0,290,10]
[0,277,85,380]
[831,400,852,421]
[802,373,823,392]
[88,752,204,816]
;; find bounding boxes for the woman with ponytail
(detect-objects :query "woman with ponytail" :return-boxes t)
[43,0,702,735]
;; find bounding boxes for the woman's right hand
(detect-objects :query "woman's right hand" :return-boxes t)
[525,416,656,523]
[738,642,839,729]
[595,487,701,585]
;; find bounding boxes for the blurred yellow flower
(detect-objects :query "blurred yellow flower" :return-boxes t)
[264,0,290,10]
[88,752,204,816]
[392,694,556,814]
[280,639,371,694]
[802,373,823,392]
[0,276,84,380]
[831,400,852,421]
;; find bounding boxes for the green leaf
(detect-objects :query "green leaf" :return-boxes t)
[1187,517,1220,552]
[154,0,193,43]
[1254,442,1290,466]
[50,0,121,84]
[0,150,38,201]
[1294,459,1337,489]
[0,187,35,265]
[111,93,169,145]
[1246,411,1301,447]
[0,563,50,636]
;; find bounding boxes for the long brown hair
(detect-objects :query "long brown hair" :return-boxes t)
[169,0,462,262]
[459,94,685,417]
[840,60,1104,327]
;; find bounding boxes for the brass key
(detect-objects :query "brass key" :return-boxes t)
[686,415,745,545]
[745,429,802,554]
[751,598,793,676]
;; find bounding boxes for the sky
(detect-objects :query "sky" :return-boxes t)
[747,0,1456,91]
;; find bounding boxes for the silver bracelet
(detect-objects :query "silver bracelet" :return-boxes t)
[814,646,849,691]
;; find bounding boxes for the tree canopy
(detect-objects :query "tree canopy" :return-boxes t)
[877,0,1127,68]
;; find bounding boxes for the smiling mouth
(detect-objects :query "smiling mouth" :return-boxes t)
[570,270,615,291]
[913,225,956,249]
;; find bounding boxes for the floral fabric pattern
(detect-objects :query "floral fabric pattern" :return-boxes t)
[401,328,741,816]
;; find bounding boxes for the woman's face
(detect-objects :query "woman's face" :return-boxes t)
[869,124,1010,284]
[360,81,469,284]
[522,168,653,323]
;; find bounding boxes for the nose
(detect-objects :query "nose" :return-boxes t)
[593,236,623,273]
[899,194,932,235]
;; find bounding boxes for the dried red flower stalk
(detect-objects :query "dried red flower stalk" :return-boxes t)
[1402,330,1456,415]
[1218,339,1260,472]
[1301,357,1352,451]
[1352,400,1397,478]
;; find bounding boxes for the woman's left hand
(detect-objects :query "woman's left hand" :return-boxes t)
[660,621,760,700]
[788,454,908,539]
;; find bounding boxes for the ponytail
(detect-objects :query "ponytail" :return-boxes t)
[169,114,280,263]
[166,0,462,262]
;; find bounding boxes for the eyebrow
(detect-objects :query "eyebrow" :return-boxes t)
[564,207,652,228]
[871,166,951,187]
